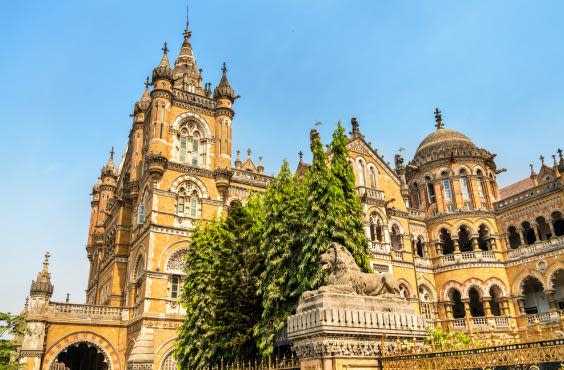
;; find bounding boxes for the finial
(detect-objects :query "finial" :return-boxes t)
[298,150,304,162]
[66,293,70,303]
[434,107,444,129]
[236,149,240,159]
[558,148,563,160]
[162,42,169,55]
[222,62,228,75]
[110,147,115,160]
[553,154,558,166]
[183,4,192,40]
[530,163,536,175]
[539,155,545,166]
[43,251,51,271]
[144,76,150,89]
[247,147,251,158]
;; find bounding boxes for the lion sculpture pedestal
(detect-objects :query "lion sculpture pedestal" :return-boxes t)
[286,243,428,370]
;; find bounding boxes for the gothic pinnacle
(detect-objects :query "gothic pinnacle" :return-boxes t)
[162,42,169,55]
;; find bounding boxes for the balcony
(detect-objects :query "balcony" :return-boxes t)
[51,303,127,321]
[415,257,432,267]
[507,236,564,260]
[356,186,385,202]
[439,250,497,266]
[370,241,391,255]
[526,311,561,325]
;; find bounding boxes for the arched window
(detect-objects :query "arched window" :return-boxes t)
[161,351,178,370]
[191,132,200,166]
[477,224,490,251]
[489,285,503,317]
[468,287,485,317]
[551,211,564,236]
[419,286,434,321]
[369,166,377,189]
[369,214,384,242]
[399,283,410,299]
[536,216,551,240]
[357,160,366,186]
[411,182,421,209]
[391,223,403,251]
[550,269,564,309]
[449,289,465,318]
[137,192,149,225]
[521,221,536,245]
[439,228,454,255]
[180,186,202,218]
[476,170,485,204]
[522,276,549,314]
[415,236,425,257]
[179,129,188,162]
[134,255,145,304]
[441,172,453,205]
[458,225,472,252]
[426,177,436,204]
[507,226,521,249]
[459,169,472,210]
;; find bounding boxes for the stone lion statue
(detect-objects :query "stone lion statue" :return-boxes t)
[303,243,401,299]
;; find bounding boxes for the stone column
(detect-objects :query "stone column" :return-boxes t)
[471,235,479,251]
[545,289,557,310]
[503,234,511,249]
[489,237,497,251]
[517,296,526,314]
[463,299,472,318]
[548,222,556,238]
[532,224,541,242]
[435,242,443,256]
[452,238,460,253]
[518,230,525,246]
[483,297,492,317]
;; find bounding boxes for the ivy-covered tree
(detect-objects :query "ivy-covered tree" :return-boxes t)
[255,160,307,355]
[298,126,370,295]
[328,122,371,271]
[1,312,27,370]
[175,197,266,369]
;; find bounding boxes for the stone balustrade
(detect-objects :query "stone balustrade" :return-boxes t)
[507,236,564,260]
[415,257,432,267]
[369,241,390,255]
[51,303,126,320]
[494,180,563,211]
[451,318,467,331]
[356,186,385,202]
[439,250,497,265]
[493,316,510,328]
[526,311,561,325]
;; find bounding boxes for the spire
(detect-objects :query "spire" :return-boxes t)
[434,107,444,130]
[257,156,264,174]
[530,163,537,177]
[102,147,117,177]
[152,42,173,83]
[173,13,201,93]
[540,154,546,167]
[558,148,564,172]
[213,62,236,100]
[30,252,54,298]
[234,149,242,169]
[134,77,151,114]
[298,150,304,163]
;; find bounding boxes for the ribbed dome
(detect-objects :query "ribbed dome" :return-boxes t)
[415,128,475,155]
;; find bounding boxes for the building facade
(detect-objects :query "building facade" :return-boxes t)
[18,21,564,370]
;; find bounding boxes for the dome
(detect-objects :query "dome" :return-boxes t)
[415,128,476,155]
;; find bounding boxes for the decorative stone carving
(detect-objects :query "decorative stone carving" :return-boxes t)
[302,243,400,299]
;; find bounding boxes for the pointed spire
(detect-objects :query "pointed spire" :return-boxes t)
[214,62,236,100]
[102,147,117,177]
[434,107,444,130]
[298,150,304,163]
[257,156,264,174]
[135,77,151,114]
[152,42,173,82]
[183,5,192,42]
[530,163,537,177]
[66,293,70,303]
[540,155,545,167]
[247,147,251,159]
[30,251,54,297]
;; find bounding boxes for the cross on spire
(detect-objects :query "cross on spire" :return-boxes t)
[144,76,150,89]
[110,147,115,160]
[162,42,169,55]
[434,107,444,130]
[298,150,303,162]
[222,62,228,75]
[43,251,51,271]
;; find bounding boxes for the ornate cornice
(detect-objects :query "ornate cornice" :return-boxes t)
[167,162,214,178]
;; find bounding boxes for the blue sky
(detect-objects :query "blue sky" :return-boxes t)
[1,0,563,313]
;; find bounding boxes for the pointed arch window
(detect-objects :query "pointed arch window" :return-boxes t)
[179,129,188,162]
[177,186,199,219]
[137,192,149,225]
[191,132,200,166]
[357,160,366,186]
[369,214,384,242]
[369,166,377,189]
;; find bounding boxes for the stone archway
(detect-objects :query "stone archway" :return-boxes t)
[50,342,109,370]
[43,332,120,370]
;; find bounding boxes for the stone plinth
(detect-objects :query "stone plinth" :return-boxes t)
[287,293,428,370]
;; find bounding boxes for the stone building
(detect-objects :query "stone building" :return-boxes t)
[18,20,564,370]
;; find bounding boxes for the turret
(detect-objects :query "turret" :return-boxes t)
[29,252,54,301]
[213,63,238,168]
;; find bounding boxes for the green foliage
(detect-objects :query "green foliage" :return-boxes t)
[176,122,372,362]
[175,197,266,369]
[423,326,471,351]
[0,312,26,370]
[254,161,307,355]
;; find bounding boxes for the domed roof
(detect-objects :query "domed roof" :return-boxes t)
[415,128,475,154]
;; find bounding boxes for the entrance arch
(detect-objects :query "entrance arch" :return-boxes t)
[43,332,120,370]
